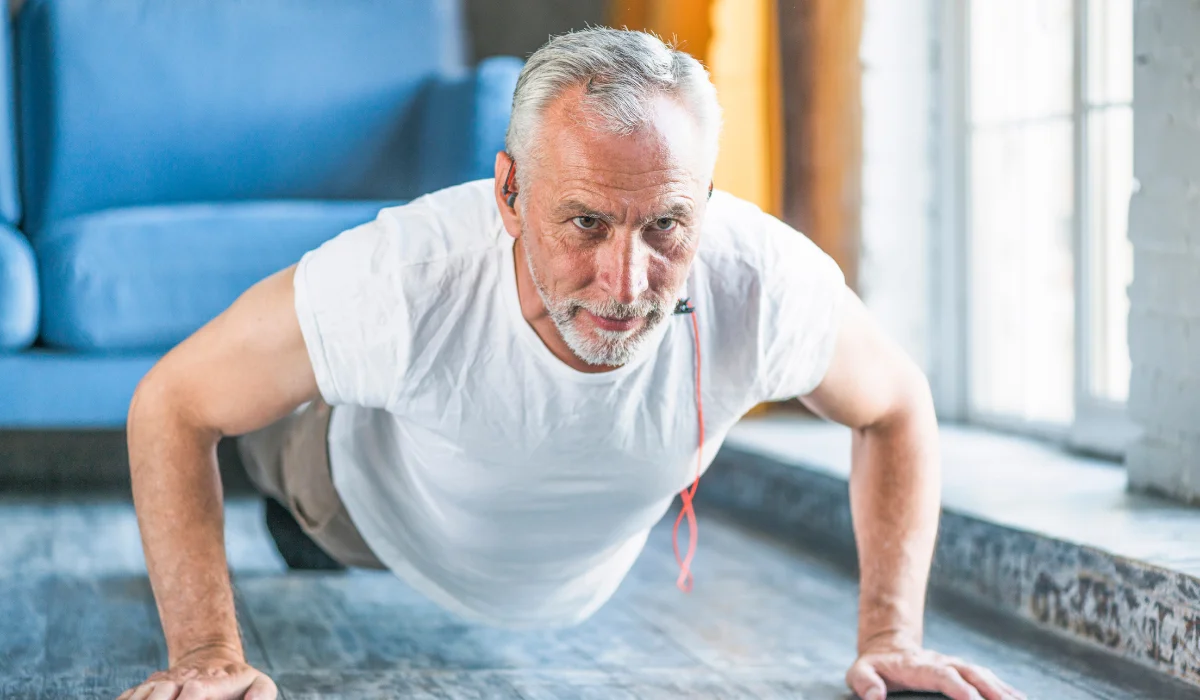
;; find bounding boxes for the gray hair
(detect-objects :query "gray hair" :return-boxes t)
[504,27,722,185]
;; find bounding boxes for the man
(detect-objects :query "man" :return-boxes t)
[121,28,1022,700]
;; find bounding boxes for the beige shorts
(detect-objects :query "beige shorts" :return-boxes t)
[236,399,386,570]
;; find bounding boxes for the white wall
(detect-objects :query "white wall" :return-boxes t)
[1124,0,1200,502]
[858,0,937,378]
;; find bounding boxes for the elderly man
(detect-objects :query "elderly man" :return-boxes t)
[122,28,1021,700]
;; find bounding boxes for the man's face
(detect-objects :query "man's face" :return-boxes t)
[509,88,710,367]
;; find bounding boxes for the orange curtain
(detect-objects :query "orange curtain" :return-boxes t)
[609,0,713,59]
[777,0,863,289]
[609,0,783,218]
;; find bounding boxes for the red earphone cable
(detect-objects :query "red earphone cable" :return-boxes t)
[672,310,704,593]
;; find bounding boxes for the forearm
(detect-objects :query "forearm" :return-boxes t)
[128,392,244,666]
[848,382,940,654]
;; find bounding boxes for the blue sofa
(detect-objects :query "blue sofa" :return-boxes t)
[0,0,521,427]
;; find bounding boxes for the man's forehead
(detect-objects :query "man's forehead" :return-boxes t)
[550,192,696,219]
[534,147,703,220]
[548,166,696,200]
[533,88,708,187]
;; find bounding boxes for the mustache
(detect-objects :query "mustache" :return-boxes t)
[571,296,668,320]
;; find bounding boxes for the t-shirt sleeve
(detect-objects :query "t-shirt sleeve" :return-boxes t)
[755,214,847,403]
[292,215,411,409]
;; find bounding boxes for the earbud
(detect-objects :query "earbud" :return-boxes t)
[502,160,519,209]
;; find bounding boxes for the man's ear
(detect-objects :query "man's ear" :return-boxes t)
[494,151,521,240]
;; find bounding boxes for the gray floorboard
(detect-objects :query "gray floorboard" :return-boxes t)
[0,493,1195,699]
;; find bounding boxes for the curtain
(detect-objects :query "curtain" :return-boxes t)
[777,0,863,289]
[609,0,783,218]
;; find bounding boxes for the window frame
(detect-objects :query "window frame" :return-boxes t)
[932,0,1138,460]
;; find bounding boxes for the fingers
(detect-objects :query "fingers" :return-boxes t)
[955,663,1026,700]
[880,661,981,700]
[931,667,984,700]
[130,676,268,700]
[851,649,1024,700]
[244,674,279,700]
[845,659,888,700]
[127,683,162,700]
[175,681,215,700]
[146,682,181,700]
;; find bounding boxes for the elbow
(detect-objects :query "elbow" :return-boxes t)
[861,363,936,438]
[127,364,169,433]
[893,364,936,427]
[126,367,173,482]
[901,365,936,420]
[127,363,212,449]
[126,365,223,483]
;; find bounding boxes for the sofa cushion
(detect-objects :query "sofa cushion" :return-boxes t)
[18,0,464,234]
[37,201,399,352]
[0,350,159,428]
[0,225,37,350]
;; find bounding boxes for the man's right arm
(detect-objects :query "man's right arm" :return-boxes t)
[126,264,317,678]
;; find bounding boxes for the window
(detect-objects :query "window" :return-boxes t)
[948,0,1134,454]
[1081,0,1133,402]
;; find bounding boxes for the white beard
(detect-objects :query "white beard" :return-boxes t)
[521,239,669,367]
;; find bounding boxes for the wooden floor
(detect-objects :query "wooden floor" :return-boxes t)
[0,492,1194,699]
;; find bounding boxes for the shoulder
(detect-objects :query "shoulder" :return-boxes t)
[695,189,837,286]
[692,192,847,404]
[358,179,506,268]
[292,180,507,408]
[296,178,506,324]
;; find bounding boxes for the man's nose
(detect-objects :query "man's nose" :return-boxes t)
[600,233,650,305]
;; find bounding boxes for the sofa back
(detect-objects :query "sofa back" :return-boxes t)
[0,12,18,226]
[17,0,466,234]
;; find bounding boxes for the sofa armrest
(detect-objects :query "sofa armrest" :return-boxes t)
[416,56,523,194]
[0,225,37,350]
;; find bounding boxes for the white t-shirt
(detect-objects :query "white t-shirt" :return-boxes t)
[293,179,845,628]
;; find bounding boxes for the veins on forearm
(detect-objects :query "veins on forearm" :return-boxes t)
[850,406,940,654]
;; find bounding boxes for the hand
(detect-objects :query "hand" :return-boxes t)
[846,642,1026,700]
[116,644,277,700]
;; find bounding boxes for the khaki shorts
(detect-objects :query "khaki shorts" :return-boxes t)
[236,399,386,570]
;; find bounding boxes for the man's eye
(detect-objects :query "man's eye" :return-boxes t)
[573,216,601,231]
[653,218,677,232]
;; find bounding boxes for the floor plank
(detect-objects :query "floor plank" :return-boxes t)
[0,577,47,674]
[0,492,1194,699]
[42,576,166,674]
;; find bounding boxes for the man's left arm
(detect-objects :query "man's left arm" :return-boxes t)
[800,286,1024,700]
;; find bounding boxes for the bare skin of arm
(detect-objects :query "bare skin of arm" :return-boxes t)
[119,265,317,700]
[802,287,1024,700]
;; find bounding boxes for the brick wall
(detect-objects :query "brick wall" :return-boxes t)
[1124,0,1200,502]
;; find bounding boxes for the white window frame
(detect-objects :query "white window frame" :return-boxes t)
[931,0,1138,460]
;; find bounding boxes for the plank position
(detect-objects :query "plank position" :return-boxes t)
[121,27,1023,700]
